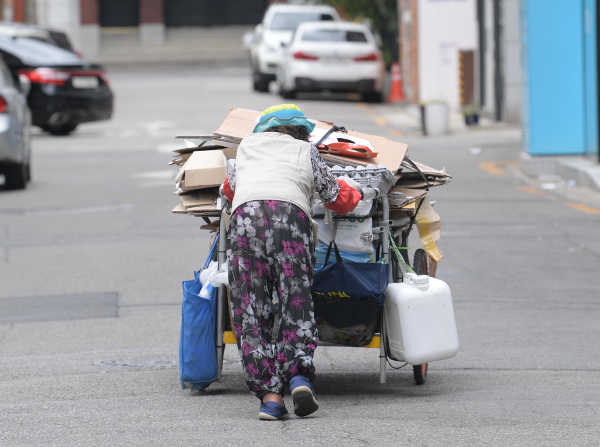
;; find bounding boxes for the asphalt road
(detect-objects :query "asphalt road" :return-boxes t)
[1,65,599,446]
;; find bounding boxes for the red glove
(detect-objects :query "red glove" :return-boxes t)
[324,179,362,215]
[222,175,234,202]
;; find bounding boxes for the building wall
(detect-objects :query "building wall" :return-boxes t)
[399,0,420,103]
[481,0,494,118]
[479,0,521,123]
[503,0,521,123]
[417,0,477,110]
[35,0,82,49]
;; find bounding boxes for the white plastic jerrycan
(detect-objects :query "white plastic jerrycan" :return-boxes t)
[383,273,459,365]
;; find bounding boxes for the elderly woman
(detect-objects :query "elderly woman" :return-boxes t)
[222,104,362,420]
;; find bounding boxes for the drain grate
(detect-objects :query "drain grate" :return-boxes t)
[93,356,240,369]
[93,356,178,369]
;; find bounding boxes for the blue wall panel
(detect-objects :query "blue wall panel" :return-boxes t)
[526,0,586,155]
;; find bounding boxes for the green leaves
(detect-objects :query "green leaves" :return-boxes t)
[324,0,399,66]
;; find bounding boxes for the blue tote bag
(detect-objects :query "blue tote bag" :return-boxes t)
[311,240,389,346]
[312,241,389,306]
[179,236,219,391]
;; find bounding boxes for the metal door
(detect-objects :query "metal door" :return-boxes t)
[100,0,140,27]
[165,0,267,26]
[219,0,268,25]
[165,0,211,26]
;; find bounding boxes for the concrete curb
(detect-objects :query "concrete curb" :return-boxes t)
[521,155,600,192]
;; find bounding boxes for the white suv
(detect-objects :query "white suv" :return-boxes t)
[249,3,340,92]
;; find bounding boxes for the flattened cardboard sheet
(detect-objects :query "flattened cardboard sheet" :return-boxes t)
[214,108,409,173]
[388,187,428,207]
[180,189,219,208]
[172,202,187,214]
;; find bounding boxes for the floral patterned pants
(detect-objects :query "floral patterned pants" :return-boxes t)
[227,200,318,399]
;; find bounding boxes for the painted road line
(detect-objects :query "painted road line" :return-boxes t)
[564,202,600,215]
[373,116,388,127]
[26,204,135,217]
[355,102,366,107]
[478,161,507,176]
[478,160,519,176]
[388,129,402,137]
[516,185,547,195]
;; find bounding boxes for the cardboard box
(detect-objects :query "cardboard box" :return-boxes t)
[214,108,409,173]
[182,150,227,190]
[223,146,237,160]
[180,189,219,208]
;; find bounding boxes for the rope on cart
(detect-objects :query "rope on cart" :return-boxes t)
[386,357,409,370]
[389,234,414,274]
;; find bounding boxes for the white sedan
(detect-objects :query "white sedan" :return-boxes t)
[277,22,385,103]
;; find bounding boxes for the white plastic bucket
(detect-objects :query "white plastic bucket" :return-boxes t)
[423,103,449,136]
[383,273,459,364]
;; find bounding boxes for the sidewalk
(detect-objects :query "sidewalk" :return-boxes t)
[520,154,600,192]
[380,103,600,195]
[379,103,510,137]
[96,26,253,66]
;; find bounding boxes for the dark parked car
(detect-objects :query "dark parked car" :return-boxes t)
[0,37,113,135]
[0,22,78,54]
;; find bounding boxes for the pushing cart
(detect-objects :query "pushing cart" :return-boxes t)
[211,186,434,386]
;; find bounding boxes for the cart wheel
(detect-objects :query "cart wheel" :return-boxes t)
[413,363,428,385]
[413,249,429,275]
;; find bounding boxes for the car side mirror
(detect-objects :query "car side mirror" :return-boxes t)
[17,74,31,97]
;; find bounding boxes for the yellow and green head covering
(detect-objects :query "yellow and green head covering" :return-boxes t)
[253,104,316,134]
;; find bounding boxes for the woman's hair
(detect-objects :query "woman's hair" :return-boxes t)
[263,124,310,142]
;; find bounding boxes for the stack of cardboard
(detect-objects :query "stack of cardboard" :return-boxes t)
[387,160,451,216]
[171,147,229,217]
[395,159,452,189]
[171,107,451,219]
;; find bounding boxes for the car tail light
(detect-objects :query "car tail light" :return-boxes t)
[18,68,70,86]
[0,95,7,113]
[354,53,379,62]
[99,72,110,85]
[293,51,319,60]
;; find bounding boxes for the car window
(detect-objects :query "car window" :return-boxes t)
[0,37,81,67]
[301,29,368,43]
[49,31,74,52]
[270,12,334,31]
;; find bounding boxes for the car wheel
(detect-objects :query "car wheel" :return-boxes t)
[4,163,27,190]
[413,363,428,385]
[252,72,270,93]
[364,92,383,103]
[42,123,78,136]
[280,89,296,100]
[25,163,31,182]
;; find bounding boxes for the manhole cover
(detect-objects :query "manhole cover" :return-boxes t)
[93,356,178,369]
